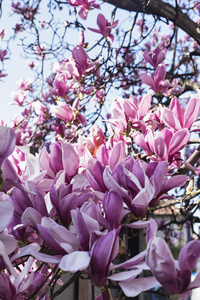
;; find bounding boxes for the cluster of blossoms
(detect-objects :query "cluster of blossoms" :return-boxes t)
[0,81,200,298]
[2,1,200,299]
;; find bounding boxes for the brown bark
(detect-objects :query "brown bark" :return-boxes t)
[105,0,200,44]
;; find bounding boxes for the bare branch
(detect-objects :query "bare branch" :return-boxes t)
[104,0,200,44]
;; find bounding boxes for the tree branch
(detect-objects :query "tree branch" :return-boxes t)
[105,0,200,44]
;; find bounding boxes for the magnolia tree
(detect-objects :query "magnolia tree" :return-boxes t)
[1,0,200,299]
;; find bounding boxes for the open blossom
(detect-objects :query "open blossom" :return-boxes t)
[161,96,200,131]
[110,93,152,133]
[146,237,200,299]
[66,0,100,20]
[143,47,166,69]
[72,45,100,77]
[134,127,190,165]
[140,64,174,95]
[51,101,74,123]
[11,89,29,106]
[88,14,119,42]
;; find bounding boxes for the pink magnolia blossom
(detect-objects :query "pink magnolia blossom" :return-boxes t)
[88,14,119,42]
[10,89,29,106]
[67,0,100,20]
[140,64,173,95]
[134,127,190,165]
[52,73,72,98]
[110,93,152,133]
[161,96,200,131]
[72,45,100,77]
[53,59,80,79]
[143,47,166,69]
[51,101,74,123]
[146,237,200,299]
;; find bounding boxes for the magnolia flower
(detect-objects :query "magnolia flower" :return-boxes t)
[161,96,200,131]
[140,64,174,95]
[143,47,166,69]
[146,237,200,299]
[88,14,119,42]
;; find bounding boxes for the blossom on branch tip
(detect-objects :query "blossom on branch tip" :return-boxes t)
[88,14,119,42]
[143,47,166,69]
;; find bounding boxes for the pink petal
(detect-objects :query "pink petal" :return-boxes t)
[161,107,182,131]
[109,141,126,171]
[184,97,200,129]
[168,129,190,155]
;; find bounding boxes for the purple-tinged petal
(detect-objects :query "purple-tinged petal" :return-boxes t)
[108,268,142,281]
[170,97,185,127]
[96,14,107,34]
[153,64,166,85]
[0,199,14,231]
[103,190,123,229]
[59,251,91,272]
[0,232,17,255]
[0,273,16,300]
[108,141,126,171]
[0,240,17,278]
[179,240,200,272]
[62,143,79,181]
[103,167,128,197]
[184,97,200,129]
[154,136,168,161]
[161,107,182,131]
[96,144,109,166]
[146,218,157,243]
[140,73,157,92]
[146,237,178,294]
[72,45,88,71]
[49,143,63,174]
[134,132,153,156]
[0,127,16,167]
[168,129,190,155]
[110,251,146,271]
[186,271,200,291]
[21,207,42,229]
[39,148,55,178]
[90,228,120,286]
[138,93,152,119]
